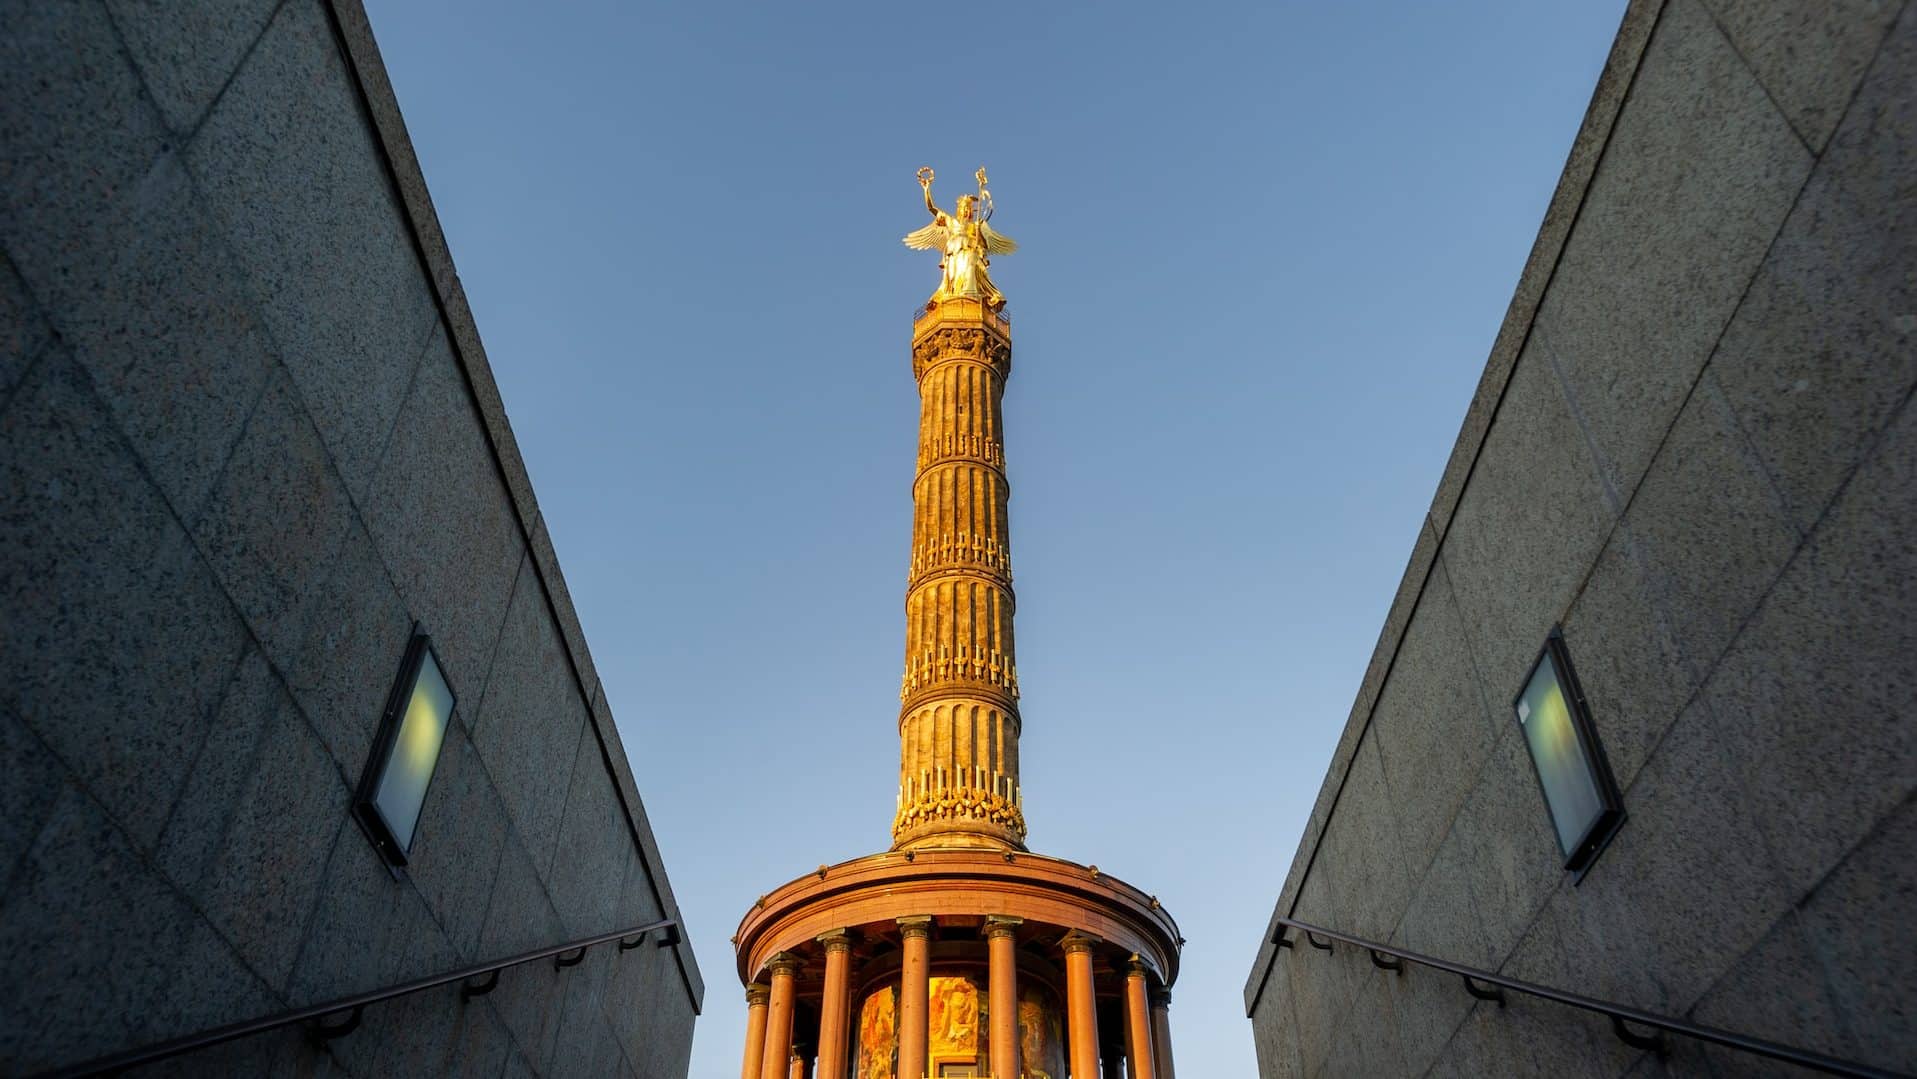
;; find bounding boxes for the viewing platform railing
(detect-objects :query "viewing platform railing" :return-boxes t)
[912,303,1011,331]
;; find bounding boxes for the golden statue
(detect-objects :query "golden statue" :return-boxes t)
[903,166,1017,309]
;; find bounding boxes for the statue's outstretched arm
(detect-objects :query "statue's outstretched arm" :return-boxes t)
[918,166,939,216]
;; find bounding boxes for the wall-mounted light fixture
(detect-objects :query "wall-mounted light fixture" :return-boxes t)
[1514,629,1623,876]
[354,630,454,867]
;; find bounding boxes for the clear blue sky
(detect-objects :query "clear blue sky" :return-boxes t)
[363,3,1626,1074]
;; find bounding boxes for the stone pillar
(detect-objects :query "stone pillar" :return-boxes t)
[986,916,1022,1079]
[899,917,934,1079]
[894,301,1026,853]
[1123,957,1155,1079]
[1063,932,1100,1079]
[1150,987,1175,1079]
[760,954,802,1079]
[788,1053,811,1079]
[741,983,771,1079]
[816,930,854,1079]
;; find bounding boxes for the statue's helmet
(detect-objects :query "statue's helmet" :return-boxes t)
[955,194,977,216]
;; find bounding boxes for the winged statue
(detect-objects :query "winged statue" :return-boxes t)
[903,167,1017,309]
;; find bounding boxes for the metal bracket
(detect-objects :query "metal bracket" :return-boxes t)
[1276,933,1294,950]
[618,934,646,951]
[554,947,587,970]
[1462,975,1505,1006]
[1611,1016,1667,1054]
[1369,949,1404,974]
[1304,932,1334,952]
[654,924,681,949]
[460,970,500,999]
[311,1006,363,1041]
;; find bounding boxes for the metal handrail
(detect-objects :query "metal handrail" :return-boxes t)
[1271,916,1899,1078]
[910,304,1012,328]
[39,917,680,1078]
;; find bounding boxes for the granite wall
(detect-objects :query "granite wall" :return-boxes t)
[0,2,702,1075]
[1244,0,1914,1075]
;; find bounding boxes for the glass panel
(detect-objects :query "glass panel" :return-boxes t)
[1516,650,1605,859]
[372,649,453,852]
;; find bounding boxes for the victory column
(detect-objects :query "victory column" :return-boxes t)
[731,170,1181,1079]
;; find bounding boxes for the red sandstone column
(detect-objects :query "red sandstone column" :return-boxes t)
[760,954,802,1079]
[899,917,933,1079]
[1063,932,1100,1079]
[741,983,771,1079]
[986,916,1022,1079]
[1150,987,1176,1079]
[816,930,854,1079]
[1123,957,1155,1079]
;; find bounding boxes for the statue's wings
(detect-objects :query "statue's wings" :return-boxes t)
[980,222,1018,255]
[902,221,950,250]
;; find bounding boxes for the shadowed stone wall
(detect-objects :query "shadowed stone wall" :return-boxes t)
[0,2,702,1075]
[1245,0,1914,1075]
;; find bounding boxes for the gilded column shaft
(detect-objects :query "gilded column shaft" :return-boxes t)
[894,300,1026,850]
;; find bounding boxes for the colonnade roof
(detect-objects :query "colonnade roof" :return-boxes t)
[735,847,1182,987]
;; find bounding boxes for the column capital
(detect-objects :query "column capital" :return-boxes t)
[1126,953,1154,978]
[984,915,1024,939]
[816,928,857,952]
[897,915,935,939]
[1150,986,1172,1008]
[767,951,804,977]
[1060,930,1101,955]
[746,982,771,1007]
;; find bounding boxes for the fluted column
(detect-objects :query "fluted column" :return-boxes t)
[895,302,1026,851]
[1063,932,1100,1079]
[760,954,802,1079]
[741,983,771,1079]
[816,930,854,1079]
[987,916,1022,1079]
[1124,957,1155,1079]
[899,917,933,1079]
[1150,988,1175,1079]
